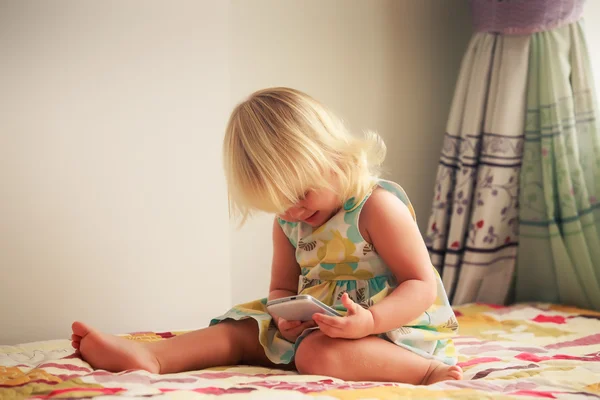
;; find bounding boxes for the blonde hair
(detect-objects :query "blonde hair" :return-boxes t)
[223,87,386,222]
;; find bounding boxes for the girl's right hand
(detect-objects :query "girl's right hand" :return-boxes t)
[276,318,316,342]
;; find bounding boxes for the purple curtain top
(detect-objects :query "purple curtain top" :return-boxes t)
[470,0,585,35]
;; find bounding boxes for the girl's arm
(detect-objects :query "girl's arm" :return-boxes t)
[360,189,438,334]
[268,218,301,304]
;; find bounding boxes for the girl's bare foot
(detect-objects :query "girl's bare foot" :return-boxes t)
[71,321,160,373]
[422,361,463,385]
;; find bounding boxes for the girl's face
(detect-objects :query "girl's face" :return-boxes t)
[278,187,342,227]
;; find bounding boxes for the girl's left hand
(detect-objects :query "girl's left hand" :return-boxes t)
[312,293,375,339]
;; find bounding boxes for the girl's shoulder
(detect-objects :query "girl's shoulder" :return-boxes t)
[277,218,299,247]
[373,180,413,212]
[356,180,415,219]
[358,180,417,242]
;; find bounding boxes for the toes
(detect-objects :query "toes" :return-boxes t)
[450,365,462,374]
[424,363,463,384]
[72,321,92,337]
[71,333,82,349]
[448,366,463,380]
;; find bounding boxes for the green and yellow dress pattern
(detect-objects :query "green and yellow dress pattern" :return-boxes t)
[211,180,459,365]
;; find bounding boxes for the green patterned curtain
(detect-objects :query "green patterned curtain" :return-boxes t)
[516,22,600,310]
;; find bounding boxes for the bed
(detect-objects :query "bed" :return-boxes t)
[2,303,599,399]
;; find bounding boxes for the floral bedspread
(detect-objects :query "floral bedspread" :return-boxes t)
[1,303,600,399]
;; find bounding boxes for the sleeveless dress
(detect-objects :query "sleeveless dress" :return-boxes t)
[211,180,459,366]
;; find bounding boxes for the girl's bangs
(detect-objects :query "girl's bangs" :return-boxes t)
[234,151,335,215]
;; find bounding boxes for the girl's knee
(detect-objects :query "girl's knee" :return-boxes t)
[217,319,261,361]
[295,332,339,376]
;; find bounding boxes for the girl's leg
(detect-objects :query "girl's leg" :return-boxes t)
[295,332,462,385]
[71,319,281,374]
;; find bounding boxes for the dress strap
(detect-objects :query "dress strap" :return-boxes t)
[277,219,299,247]
[377,180,417,221]
[341,180,416,245]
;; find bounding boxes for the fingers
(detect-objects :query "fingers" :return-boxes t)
[341,293,358,315]
[312,313,348,338]
[312,313,345,328]
[298,320,317,330]
[289,320,316,340]
[279,319,317,342]
[278,319,302,330]
[314,321,345,338]
[287,320,316,335]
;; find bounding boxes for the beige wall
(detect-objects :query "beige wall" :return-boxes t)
[0,0,232,344]
[229,0,471,304]
[0,0,472,343]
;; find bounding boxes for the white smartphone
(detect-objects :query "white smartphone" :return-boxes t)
[266,295,342,321]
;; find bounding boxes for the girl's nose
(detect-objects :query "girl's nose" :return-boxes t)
[287,206,306,220]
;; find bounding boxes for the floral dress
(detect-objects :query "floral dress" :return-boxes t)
[211,180,459,365]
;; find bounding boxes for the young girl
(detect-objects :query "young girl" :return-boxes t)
[71,87,463,385]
